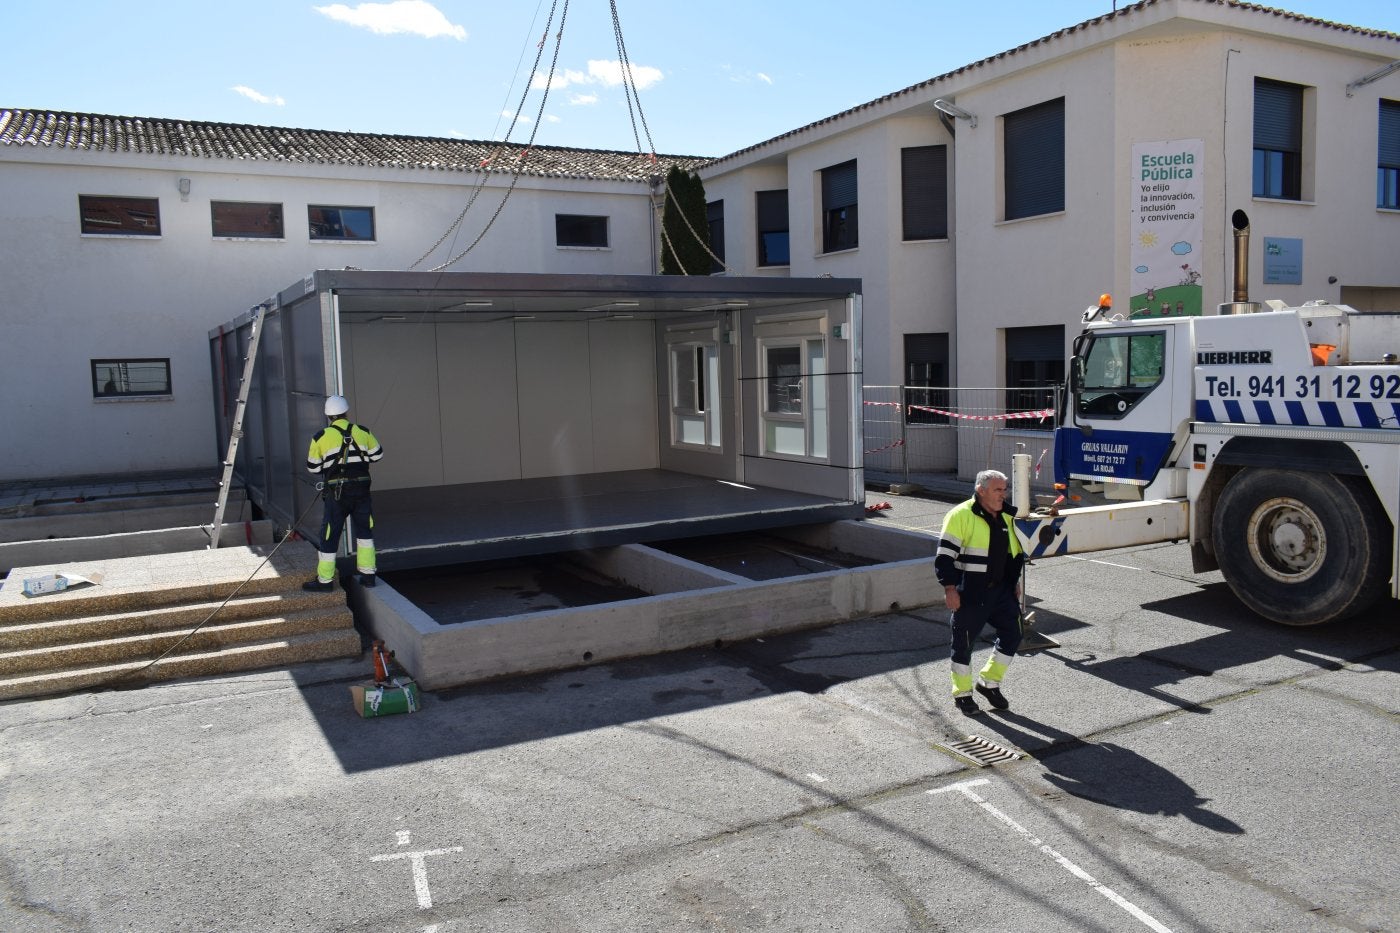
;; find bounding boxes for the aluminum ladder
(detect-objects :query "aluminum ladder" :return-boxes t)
[208,304,267,549]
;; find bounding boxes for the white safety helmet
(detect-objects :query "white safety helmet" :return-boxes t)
[324,395,350,418]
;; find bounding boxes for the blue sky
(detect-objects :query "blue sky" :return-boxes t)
[5,1,1398,157]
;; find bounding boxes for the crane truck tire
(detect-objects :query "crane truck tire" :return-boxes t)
[1212,468,1390,626]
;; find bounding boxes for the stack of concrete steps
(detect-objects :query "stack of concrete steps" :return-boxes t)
[0,546,362,701]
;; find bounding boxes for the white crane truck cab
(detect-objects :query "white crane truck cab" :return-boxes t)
[1023,211,1400,626]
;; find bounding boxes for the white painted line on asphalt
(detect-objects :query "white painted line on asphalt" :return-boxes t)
[371,846,465,909]
[1065,555,1144,571]
[397,830,412,846]
[807,772,828,783]
[929,779,1174,933]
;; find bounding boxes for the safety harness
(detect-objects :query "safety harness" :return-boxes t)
[322,422,372,498]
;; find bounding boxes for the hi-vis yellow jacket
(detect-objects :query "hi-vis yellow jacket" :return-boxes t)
[934,497,1024,595]
[306,418,383,482]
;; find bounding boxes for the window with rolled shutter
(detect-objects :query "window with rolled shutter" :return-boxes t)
[821,160,858,253]
[1254,78,1303,200]
[1003,324,1063,430]
[1379,99,1400,209]
[904,332,950,424]
[756,190,790,266]
[902,146,948,240]
[1004,99,1064,221]
[706,200,725,272]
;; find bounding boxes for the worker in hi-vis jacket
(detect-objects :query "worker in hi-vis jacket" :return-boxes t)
[934,469,1025,717]
[304,394,384,591]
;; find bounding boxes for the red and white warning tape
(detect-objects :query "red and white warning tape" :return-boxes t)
[905,405,1055,421]
[864,438,906,455]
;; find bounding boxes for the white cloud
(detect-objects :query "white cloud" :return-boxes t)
[314,1,466,39]
[232,85,286,106]
[721,64,774,87]
[530,60,662,92]
[545,115,561,124]
[586,59,663,89]
[501,110,531,124]
[568,93,598,106]
[448,129,469,139]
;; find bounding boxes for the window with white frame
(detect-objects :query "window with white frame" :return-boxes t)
[79,195,160,236]
[92,358,171,398]
[309,205,375,241]
[667,324,722,448]
[556,213,609,247]
[212,201,284,238]
[757,316,829,459]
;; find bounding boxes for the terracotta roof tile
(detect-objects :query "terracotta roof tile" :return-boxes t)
[0,109,711,182]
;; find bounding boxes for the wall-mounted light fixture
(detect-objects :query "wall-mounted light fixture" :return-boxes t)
[933,99,977,128]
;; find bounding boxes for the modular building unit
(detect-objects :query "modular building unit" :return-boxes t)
[210,271,866,570]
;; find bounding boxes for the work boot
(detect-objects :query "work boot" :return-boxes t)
[976,683,1010,711]
[302,579,334,593]
[954,695,981,717]
[358,573,377,588]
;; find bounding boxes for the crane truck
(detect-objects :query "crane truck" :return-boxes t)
[1014,210,1399,625]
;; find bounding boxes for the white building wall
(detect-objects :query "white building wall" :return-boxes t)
[3,2,1397,484]
[0,152,652,481]
[701,5,1400,411]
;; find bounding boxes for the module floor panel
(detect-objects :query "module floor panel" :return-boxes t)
[360,469,862,571]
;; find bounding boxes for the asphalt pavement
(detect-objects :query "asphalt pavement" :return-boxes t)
[2,487,1397,932]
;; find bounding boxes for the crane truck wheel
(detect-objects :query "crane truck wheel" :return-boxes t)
[1212,469,1389,626]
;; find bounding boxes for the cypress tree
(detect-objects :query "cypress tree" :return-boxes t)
[660,166,712,275]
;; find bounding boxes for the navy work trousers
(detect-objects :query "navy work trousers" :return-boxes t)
[317,484,373,554]
[949,584,1023,665]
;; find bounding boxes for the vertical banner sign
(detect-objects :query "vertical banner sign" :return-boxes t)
[1130,139,1204,317]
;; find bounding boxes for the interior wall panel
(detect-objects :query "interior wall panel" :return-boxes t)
[589,319,659,473]
[436,320,523,484]
[516,321,594,479]
[344,321,443,490]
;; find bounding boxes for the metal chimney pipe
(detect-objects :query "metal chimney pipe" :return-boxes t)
[1220,209,1262,314]
[1231,209,1250,303]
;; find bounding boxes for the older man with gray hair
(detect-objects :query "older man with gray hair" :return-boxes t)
[934,469,1026,716]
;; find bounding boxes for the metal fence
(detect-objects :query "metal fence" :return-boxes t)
[863,385,1060,494]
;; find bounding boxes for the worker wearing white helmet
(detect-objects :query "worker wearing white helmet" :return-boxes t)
[304,394,384,591]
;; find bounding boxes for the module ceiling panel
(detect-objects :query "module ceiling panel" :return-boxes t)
[291,270,862,323]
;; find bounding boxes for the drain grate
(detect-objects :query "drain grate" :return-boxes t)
[936,735,1022,767]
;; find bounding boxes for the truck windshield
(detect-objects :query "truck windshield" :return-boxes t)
[1076,331,1166,419]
